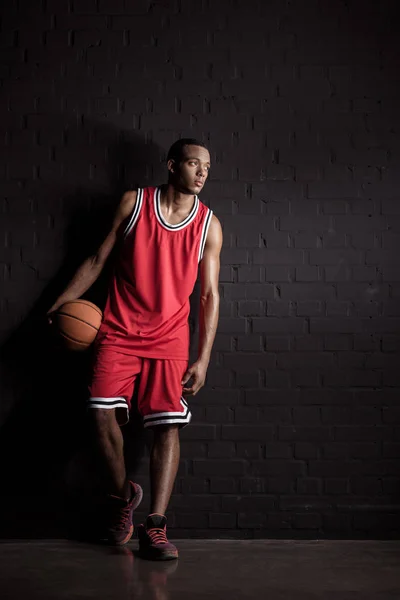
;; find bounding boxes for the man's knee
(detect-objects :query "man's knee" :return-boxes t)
[152,423,180,440]
[90,408,118,433]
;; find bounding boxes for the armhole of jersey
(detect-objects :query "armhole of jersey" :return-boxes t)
[198,209,213,263]
[123,189,143,238]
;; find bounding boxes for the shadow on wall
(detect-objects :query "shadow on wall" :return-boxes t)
[0,117,199,539]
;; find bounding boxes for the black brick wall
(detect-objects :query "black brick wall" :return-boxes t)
[1,0,400,539]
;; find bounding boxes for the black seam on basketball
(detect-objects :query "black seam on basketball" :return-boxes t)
[57,313,100,332]
[59,330,92,345]
[62,301,102,317]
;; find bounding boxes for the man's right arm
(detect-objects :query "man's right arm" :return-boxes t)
[47,190,137,318]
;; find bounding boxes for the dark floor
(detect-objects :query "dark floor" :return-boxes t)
[0,539,399,599]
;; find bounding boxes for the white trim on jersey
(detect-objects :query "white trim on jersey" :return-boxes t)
[124,188,144,237]
[154,187,199,231]
[142,397,192,428]
[198,208,213,262]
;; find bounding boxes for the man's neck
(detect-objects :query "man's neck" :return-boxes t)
[160,183,195,209]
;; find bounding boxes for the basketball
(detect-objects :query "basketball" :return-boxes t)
[54,300,103,351]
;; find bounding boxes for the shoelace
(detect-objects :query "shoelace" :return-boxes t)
[147,527,168,545]
[112,504,131,531]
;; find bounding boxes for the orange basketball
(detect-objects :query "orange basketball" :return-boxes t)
[54,300,103,351]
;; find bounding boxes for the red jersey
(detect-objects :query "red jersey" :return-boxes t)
[95,186,213,360]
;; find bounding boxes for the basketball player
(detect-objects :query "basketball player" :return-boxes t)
[48,139,222,560]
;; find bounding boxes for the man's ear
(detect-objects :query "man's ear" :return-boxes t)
[167,158,175,173]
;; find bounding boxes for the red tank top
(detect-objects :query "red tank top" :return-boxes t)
[95,186,213,359]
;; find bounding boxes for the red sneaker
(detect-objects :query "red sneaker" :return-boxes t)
[107,481,143,545]
[137,514,178,561]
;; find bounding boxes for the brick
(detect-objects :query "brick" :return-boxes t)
[265,443,293,459]
[204,390,241,406]
[280,284,336,300]
[239,477,267,494]
[210,478,237,494]
[236,335,263,352]
[244,284,275,300]
[277,352,334,369]
[279,427,333,442]
[351,407,382,426]
[180,477,209,494]
[310,319,363,334]
[293,407,321,425]
[294,443,318,459]
[294,513,322,529]
[236,442,263,459]
[266,301,292,317]
[222,496,275,513]
[321,407,351,425]
[174,512,209,529]
[261,406,292,423]
[251,460,305,476]
[266,512,294,529]
[334,427,390,442]
[169,495,219,512]
[350,477,382,495]
[382,407,400,424]
[296,302,323,317]
[238,301,264,317]
[265,335,291,351]
[296,478,322,495]
[180,424,216,441]
[193,460,247,476]
[266,265,294,285]
[280,216,330,232]
[310,249,363,265]
[221,248,248,265]
[295,266,319,281]
[308,183,360,198]
[294,334,323,351]
[262,232,290,248]
[238,512,268,528]
[205,406,234,424]
[207,442,235,458]
[324,479,349,494]
[218,318,246,333]
[237,267,263,283]
[334,215,387,233]
[180,442,207,458]
[234,407,259,423]
[323,369,380,387]
[350,443,380,459]
[221,425,274,441]
[245,389,300,405]
[253,248,304,265]
[209,513,237,529]
[253,318,306,333]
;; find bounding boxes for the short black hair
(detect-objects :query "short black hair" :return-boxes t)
[167,138,209,164]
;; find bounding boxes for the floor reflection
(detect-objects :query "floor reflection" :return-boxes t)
[107,546,178,600]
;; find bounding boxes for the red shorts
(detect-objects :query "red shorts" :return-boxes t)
[87,347,191,428]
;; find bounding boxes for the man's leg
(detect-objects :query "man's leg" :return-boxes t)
[149,424,180,515]
[137,424,180,560]
[90,408,129,498]
[90,407,143,545]
[136,359,190,560]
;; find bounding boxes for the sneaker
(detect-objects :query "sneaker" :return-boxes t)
[137,514,178,561]
[107,481,143,545]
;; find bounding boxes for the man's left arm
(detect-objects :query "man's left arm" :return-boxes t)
[182,215,223,396]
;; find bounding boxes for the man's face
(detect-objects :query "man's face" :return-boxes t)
[168,145,211,195]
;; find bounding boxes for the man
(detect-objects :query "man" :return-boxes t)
[48,138,222,560]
